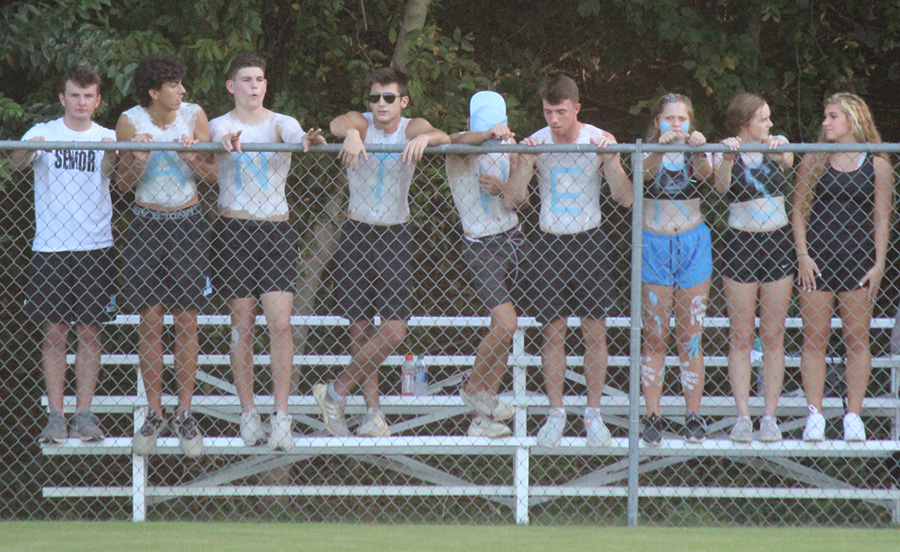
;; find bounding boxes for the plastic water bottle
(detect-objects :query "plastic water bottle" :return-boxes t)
[414,354,428,396]
[401,354,415,396]
[751,337,764,396]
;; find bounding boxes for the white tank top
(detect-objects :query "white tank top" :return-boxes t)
[123,103,202,209]
[209,111,306,220]
[347,113,415,225]
[446,139,518,238]
[531,124,605,234]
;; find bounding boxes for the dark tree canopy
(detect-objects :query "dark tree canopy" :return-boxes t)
[2,0,900,141]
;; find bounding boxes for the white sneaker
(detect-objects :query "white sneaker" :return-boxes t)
[584,408,611,447]
[537,409,566,448]
[268,411,294,452]
[757,415,782,442]
[240,410,267,446]
[729,415,753,443]
[313,383,350,437]
[133,409,165,455]
[172,411,204,458]
[356,409,391,437]
[460,386,514,421]
[803,406,826,442]
[468,414,511,438]
[843,412,866,442]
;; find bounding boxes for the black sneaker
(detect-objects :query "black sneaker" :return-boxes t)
[684,412,707,444]
[642,413,663,446]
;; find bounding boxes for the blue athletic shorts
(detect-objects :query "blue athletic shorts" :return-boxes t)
[642,222,712,289]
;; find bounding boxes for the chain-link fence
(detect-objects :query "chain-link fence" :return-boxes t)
[0,140,898,526]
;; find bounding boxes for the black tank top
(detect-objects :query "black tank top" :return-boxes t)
[644,153,701,200]
[810,154,875,236]
[728,155,786,204]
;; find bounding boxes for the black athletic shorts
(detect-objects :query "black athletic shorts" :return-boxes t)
[808,227,875,293]
[212,216,300,299]
[529,226,615,324]
[22,247,118,325]
[332,219,413,321]
[461,225,529,311]
[122,204,211,310]
[720,225,796,284]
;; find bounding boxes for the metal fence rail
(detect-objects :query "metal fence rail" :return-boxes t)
[0,141,898,526]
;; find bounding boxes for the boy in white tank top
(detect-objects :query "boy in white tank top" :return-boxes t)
[12,66,117,445]
[209,53,325,451]
[512,75,632,448]
[116,54,216,458]
[446,91,529,438]
[313,67,449,438]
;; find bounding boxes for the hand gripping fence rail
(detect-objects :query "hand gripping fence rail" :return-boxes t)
[0,140,898,526]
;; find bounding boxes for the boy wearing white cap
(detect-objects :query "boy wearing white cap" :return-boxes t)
[446,91,528,438]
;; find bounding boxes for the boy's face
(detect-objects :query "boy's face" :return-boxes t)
[149,80,185,111]
[59,81,101,123]
[368,82,408,126]
[542,99,580,140]
[227,66,267,110]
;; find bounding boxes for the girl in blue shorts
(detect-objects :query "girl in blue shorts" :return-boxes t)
[639,93,713,445]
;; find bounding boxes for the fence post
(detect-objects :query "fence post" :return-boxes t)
[627,140,644,527]
[514,446,530,524]
[132,406,147,522]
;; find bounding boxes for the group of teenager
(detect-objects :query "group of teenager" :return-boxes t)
[14,51,892,457]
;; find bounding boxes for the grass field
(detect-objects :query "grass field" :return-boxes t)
[1,523,898,552]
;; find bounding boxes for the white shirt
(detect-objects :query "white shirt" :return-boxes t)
[446,138,518,238]
[347,113,415,225]
[209,111,306,220]
[22,118,115,252]
[122,103,202,209]
[531,124,606,234]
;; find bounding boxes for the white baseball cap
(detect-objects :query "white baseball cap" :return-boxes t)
[469,91,507,132]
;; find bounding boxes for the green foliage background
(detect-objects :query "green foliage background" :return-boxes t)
[2,0,900,141]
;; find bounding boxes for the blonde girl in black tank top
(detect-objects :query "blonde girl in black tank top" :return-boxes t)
[792,93,893,442]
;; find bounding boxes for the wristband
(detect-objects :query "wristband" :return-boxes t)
[722,154,735,162]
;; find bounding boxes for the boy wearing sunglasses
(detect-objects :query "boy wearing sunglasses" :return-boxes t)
[314,67,449,437]
[209,53,325,452]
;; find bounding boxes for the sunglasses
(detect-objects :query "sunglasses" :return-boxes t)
[368,93,400,104]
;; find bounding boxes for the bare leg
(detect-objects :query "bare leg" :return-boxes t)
[74,322,103,414]
[349,320,378,407]
[723,278,758,417]
[228,297,258,412]
[172,307,199,416]
[541,318,568,409]
[261,291,295,413]
[581,317,608,408]
[42,321,70,414]
[334,319,408,411]
[673,279,710,413]
[466,301,517,396]
[138,304,166,416]
[641,284,674,416]
[838,288,873,414]
[758,276,792,416]
[798,289,834,412]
